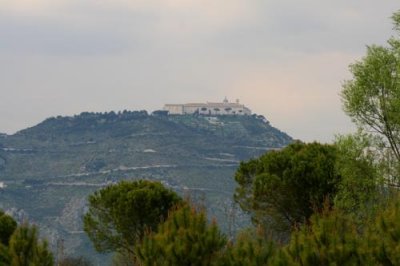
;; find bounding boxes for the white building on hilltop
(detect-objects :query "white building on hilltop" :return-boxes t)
[163,98,251,116]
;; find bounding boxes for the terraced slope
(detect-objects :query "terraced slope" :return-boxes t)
[0,111,292,264]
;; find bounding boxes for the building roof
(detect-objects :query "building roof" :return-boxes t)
[206,102,244,108]
[164,99,251,111]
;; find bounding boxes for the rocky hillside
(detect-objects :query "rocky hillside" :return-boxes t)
[0,111,292,264]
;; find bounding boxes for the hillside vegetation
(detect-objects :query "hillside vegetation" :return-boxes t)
[0,111,291,264]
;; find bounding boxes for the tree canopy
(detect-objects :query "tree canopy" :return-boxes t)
[137,204,226,266]
[83,180,182,259]
[341,11,400,182]
[0,212,53,266]
[8,223,53,266]
[234,141,341,231]
[0,210,17,247]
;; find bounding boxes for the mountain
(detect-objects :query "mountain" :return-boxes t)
[0,110,292,264]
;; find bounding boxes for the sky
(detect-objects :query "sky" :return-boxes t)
[0,1,399,142]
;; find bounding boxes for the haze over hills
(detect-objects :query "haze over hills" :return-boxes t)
[0,110,292,264]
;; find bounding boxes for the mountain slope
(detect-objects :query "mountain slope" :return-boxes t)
[0,111,292,264]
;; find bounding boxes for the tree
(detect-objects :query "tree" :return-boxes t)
[234,141,341,232]
[136,204,226,266]
[341,11,400,183]
[0,210,17,265]
[217,229,276,266]
[0,211,53,266]
[283,208,363,266]
[83,180,182,260]
[8,223,53,266]
[333,133,380,218]
[363,197,400,265]
[278,193,400,265]
[0,210,17,246]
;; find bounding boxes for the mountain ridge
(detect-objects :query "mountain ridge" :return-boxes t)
[0,110,292,264]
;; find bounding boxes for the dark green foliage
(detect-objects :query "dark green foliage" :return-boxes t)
[0,210,16,265]
[83,180,182,257]
[8,223,53,266]
[0,244,11,266]
[0,210,17,246]
[218,229,276,266]
[111,251,136,266]
[283,208,362,266]
[364,198,400,265]
[334,133,380,219]
[137,205,227,266]
[58,256,93,266]
[32,111,149,136]
[234,141,341,231]
[277,195,400,265]
[133,196,400,266]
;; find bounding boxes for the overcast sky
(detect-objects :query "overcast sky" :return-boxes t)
[1,1,399,142]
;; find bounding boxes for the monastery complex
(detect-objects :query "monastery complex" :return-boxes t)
[163,98,251,116]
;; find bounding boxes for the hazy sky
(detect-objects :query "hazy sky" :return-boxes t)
[1,1,399,142]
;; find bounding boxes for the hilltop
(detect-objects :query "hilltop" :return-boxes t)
[0,111,292,264]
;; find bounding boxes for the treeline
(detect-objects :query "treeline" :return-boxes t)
[78,137,400,265]
[2,174,400,265]
[43,110,149,126]
[17,110,149,138]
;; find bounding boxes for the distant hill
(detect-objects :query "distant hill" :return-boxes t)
[0,111,292,264]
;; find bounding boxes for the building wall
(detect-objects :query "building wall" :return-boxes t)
[183,105,201,114]
[197,104,251,115]
[164,105,184,115]
[163,102,251,116]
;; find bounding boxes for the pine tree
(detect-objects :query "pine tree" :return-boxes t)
[283,208,363,266]
[8,223,53,266]
[217,229,276,266]
[0,210,17,246]
[234,141,341,233]
[0,210,17,265]
[363,199,400,265]
[84,180,181,260]
[137,205,226,266]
